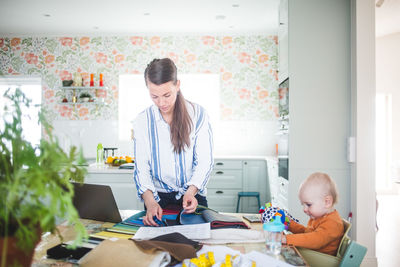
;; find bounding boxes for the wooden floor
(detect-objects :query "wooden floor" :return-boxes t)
[376,194,400,267]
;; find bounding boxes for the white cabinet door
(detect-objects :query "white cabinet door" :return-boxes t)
[267,158,279,205]
[242,160,269,213]
[207,159,242,212]
[207,189,239,213]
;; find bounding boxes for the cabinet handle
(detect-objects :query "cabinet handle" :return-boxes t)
[216,162,224,166]
[216,171,224,175]
[216,190,223,194]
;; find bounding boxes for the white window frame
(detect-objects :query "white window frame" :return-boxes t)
[0,76,42,147]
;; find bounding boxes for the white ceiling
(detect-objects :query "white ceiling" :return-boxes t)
[376,0,400,37]
[0,0,280,37]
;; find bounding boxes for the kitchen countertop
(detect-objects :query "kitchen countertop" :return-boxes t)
[87,156,278,174]
[88,163,134,174]
[214,155,278,161]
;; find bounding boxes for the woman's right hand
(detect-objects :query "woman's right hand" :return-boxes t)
[142,190,163,226]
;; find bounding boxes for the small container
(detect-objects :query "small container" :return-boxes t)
[263,220,285,255]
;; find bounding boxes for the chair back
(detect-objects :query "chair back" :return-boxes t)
[336,219,351,258]
[339,241,367,267]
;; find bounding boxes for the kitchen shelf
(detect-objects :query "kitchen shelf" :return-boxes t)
[59,86,108,91]
[59,86,108,105]
[59,101,102,105]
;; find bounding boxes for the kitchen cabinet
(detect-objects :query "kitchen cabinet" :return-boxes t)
[278,0,289,83]
[85,167,141,210]
[85,157,270,213]
[207,158,270,213]
[266,158,288,210]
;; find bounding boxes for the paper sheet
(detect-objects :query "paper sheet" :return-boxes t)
[195,228,265,244]
[132,223,211,240]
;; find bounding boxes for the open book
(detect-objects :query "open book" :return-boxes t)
[121,206,249,230]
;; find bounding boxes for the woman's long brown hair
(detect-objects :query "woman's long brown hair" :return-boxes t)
[144,58,192,153]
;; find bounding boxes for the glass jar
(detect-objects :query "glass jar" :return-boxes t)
[263,220,285,255]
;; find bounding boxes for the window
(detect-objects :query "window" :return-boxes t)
[0,76,42,147]
[119,74,220,141]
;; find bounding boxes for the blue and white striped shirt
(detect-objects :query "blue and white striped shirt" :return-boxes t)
[132,101,214,202]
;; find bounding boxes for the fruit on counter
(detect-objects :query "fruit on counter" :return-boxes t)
[108,156,134,166]
[106,156,114,164]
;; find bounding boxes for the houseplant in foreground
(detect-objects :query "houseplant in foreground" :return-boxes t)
[0,88,88,267]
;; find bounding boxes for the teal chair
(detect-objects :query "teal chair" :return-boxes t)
[297,219,367,267]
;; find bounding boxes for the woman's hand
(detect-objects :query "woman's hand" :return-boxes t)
[142,190,163,226]
[183,185,199,213]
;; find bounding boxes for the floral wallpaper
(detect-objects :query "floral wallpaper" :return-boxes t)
[0,36,278,121]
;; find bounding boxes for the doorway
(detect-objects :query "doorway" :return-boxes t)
[375,1,400,264]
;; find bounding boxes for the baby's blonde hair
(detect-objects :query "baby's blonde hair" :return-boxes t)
[300,172,339,205]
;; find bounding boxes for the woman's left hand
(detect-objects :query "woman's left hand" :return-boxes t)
[183,185,199,213]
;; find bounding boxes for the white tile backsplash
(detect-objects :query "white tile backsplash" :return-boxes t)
[52,119,280,160]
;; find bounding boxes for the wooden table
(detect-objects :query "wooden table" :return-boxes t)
[32,213,307,266]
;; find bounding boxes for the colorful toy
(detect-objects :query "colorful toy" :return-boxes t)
[259,202,299,230]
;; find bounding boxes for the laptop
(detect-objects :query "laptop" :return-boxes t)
[72,183,122,223]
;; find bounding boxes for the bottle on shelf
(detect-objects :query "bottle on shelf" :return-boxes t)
[90,73,94,87]
[99,73,104,87]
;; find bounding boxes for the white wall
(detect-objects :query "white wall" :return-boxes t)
[51,119,279,160]
[288,0,351,223]
[376,32,400,190]
[351,0,377,266]
[289,1,377,266]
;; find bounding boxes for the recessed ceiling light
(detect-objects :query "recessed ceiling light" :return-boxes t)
[215,15,226,20]
[232,4,240,8]
[229,25,235,29]
[43,14,51,17]
[144,12,150,16]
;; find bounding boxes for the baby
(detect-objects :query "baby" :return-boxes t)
[283,172,344,256]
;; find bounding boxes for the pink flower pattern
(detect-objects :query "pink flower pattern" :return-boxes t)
[0,36,278,121]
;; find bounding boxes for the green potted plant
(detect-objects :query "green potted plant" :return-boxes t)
[0,88,88,267]
[79,92,92,102]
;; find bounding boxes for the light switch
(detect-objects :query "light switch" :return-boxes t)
[347,137,356,163]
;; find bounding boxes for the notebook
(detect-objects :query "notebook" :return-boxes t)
[72,183,122,223]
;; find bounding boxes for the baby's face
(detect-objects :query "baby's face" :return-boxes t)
[299,184,332,219]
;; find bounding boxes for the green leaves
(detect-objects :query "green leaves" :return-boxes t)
[0,88,88,253]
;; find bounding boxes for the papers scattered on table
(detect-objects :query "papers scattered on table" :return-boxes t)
[245,250,295,267]
[132,223,211,240]
[196,228,265,244]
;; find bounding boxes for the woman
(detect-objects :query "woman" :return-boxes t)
[132,58,214,226]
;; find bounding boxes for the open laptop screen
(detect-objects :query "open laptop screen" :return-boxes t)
[72,183,122,223]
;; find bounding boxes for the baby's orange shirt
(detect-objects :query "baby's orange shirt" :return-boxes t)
[286,210,344,256]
